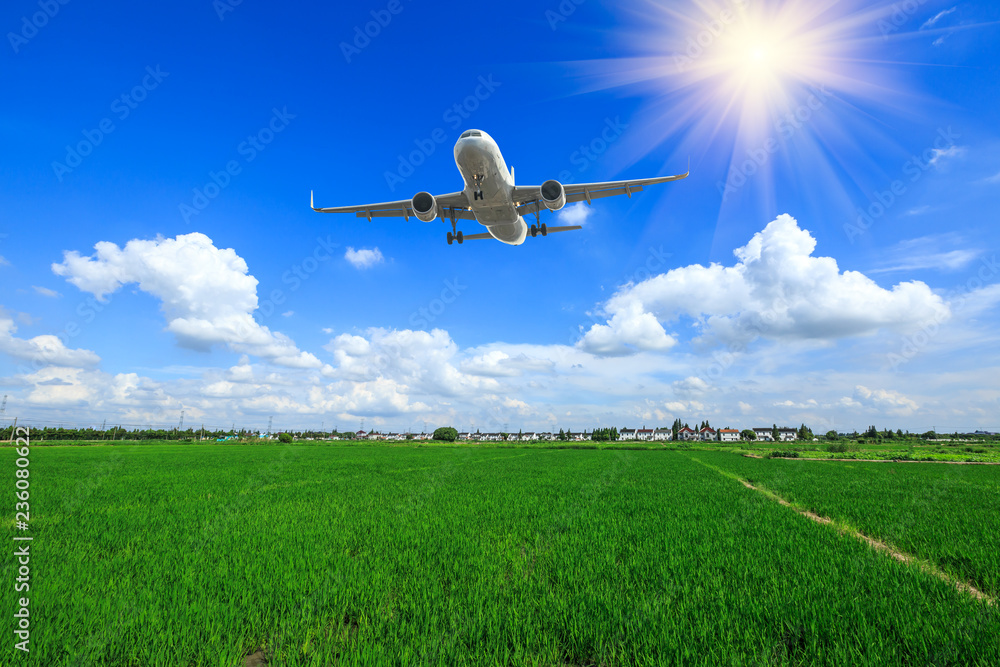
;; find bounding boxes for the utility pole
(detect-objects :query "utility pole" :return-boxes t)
[100,419,107,440]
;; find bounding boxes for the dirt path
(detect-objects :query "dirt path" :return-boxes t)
[737,477,995,605]
[743,454,1000,465]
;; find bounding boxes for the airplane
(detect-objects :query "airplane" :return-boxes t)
[311,129,688,246]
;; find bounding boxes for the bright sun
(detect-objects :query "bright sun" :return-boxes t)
[569,0,920,224]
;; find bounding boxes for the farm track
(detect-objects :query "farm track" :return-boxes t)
[688,455,997,606]
[743,453,1000,464]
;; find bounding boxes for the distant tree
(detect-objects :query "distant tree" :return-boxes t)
[771,424,779,441]
[558,428,566,441]
[896,429,903,437]
[433,427,458,442]
[741,429,756,441]
[672,418,681,441]
[825,430,839,441]
[278,432,293,444]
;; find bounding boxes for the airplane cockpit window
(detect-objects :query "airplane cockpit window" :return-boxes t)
[460,131,482,138]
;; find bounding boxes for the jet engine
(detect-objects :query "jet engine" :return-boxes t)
[411,192,438,222]
[541,180,566,211]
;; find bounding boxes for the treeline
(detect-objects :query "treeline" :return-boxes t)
[0,426,356,442]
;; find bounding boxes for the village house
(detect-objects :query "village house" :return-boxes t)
[718,428,741,442]
[699,426,717,441]
[677,426,698,441]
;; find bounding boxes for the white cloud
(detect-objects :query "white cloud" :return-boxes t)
[32,286,61,298]
[932,36,948,47]
[580,215,949,354]
[853,385,918,416]
[921,7,956,29]
[578,300,677,356]
[51,232,320,368]
[282,311,294,318]
[0,256,9,267]
[557,202,593,226]
[0,310,100,368]
[344,247,384,269]
[982,171,1000,185]
[903,205,930,217]
[928,145,966,167]
[871,234,978,273]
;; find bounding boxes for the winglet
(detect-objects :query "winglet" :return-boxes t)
[310,190,314,210]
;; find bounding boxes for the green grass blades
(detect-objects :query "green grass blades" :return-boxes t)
[2,445,998,665]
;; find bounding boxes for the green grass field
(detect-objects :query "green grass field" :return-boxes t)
[4,444,999,665]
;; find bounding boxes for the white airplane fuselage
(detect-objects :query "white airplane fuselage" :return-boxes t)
[453,130,528,245]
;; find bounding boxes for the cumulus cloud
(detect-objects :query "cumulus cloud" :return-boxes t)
[0,310,100,368]
[853,385,918,416]
[324,328,499,398]
[557,202,593,226]
[51,233,320,368]
[578,300,677,356]
[344,247,384,269]
[580,215,950,355]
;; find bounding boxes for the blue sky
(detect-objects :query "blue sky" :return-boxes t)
[2,0,999,433]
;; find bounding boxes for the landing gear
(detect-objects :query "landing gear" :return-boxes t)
[530,224,538,238]
[540,223,547,237]
[447,218,464,246]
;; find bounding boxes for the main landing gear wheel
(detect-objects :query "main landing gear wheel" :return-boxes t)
[456,231,464,244]
[540,223,548,237]
[530,224,538,238]
[447,232,454,245]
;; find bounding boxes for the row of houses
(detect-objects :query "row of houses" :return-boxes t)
[353,427,799,443]
[458,432,591,442]
[354,431,434,441]
[620,426,797,442]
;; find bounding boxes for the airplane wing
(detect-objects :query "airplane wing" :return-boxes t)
[511,168,689,217]
[311,190,475,221]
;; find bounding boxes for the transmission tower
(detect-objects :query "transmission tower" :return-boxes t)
[267,416,273,436]
[179,410,185,430]
[0,395,7,418]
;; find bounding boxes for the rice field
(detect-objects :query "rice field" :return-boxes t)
[694,451,1000,599]
[4,444,999,665]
